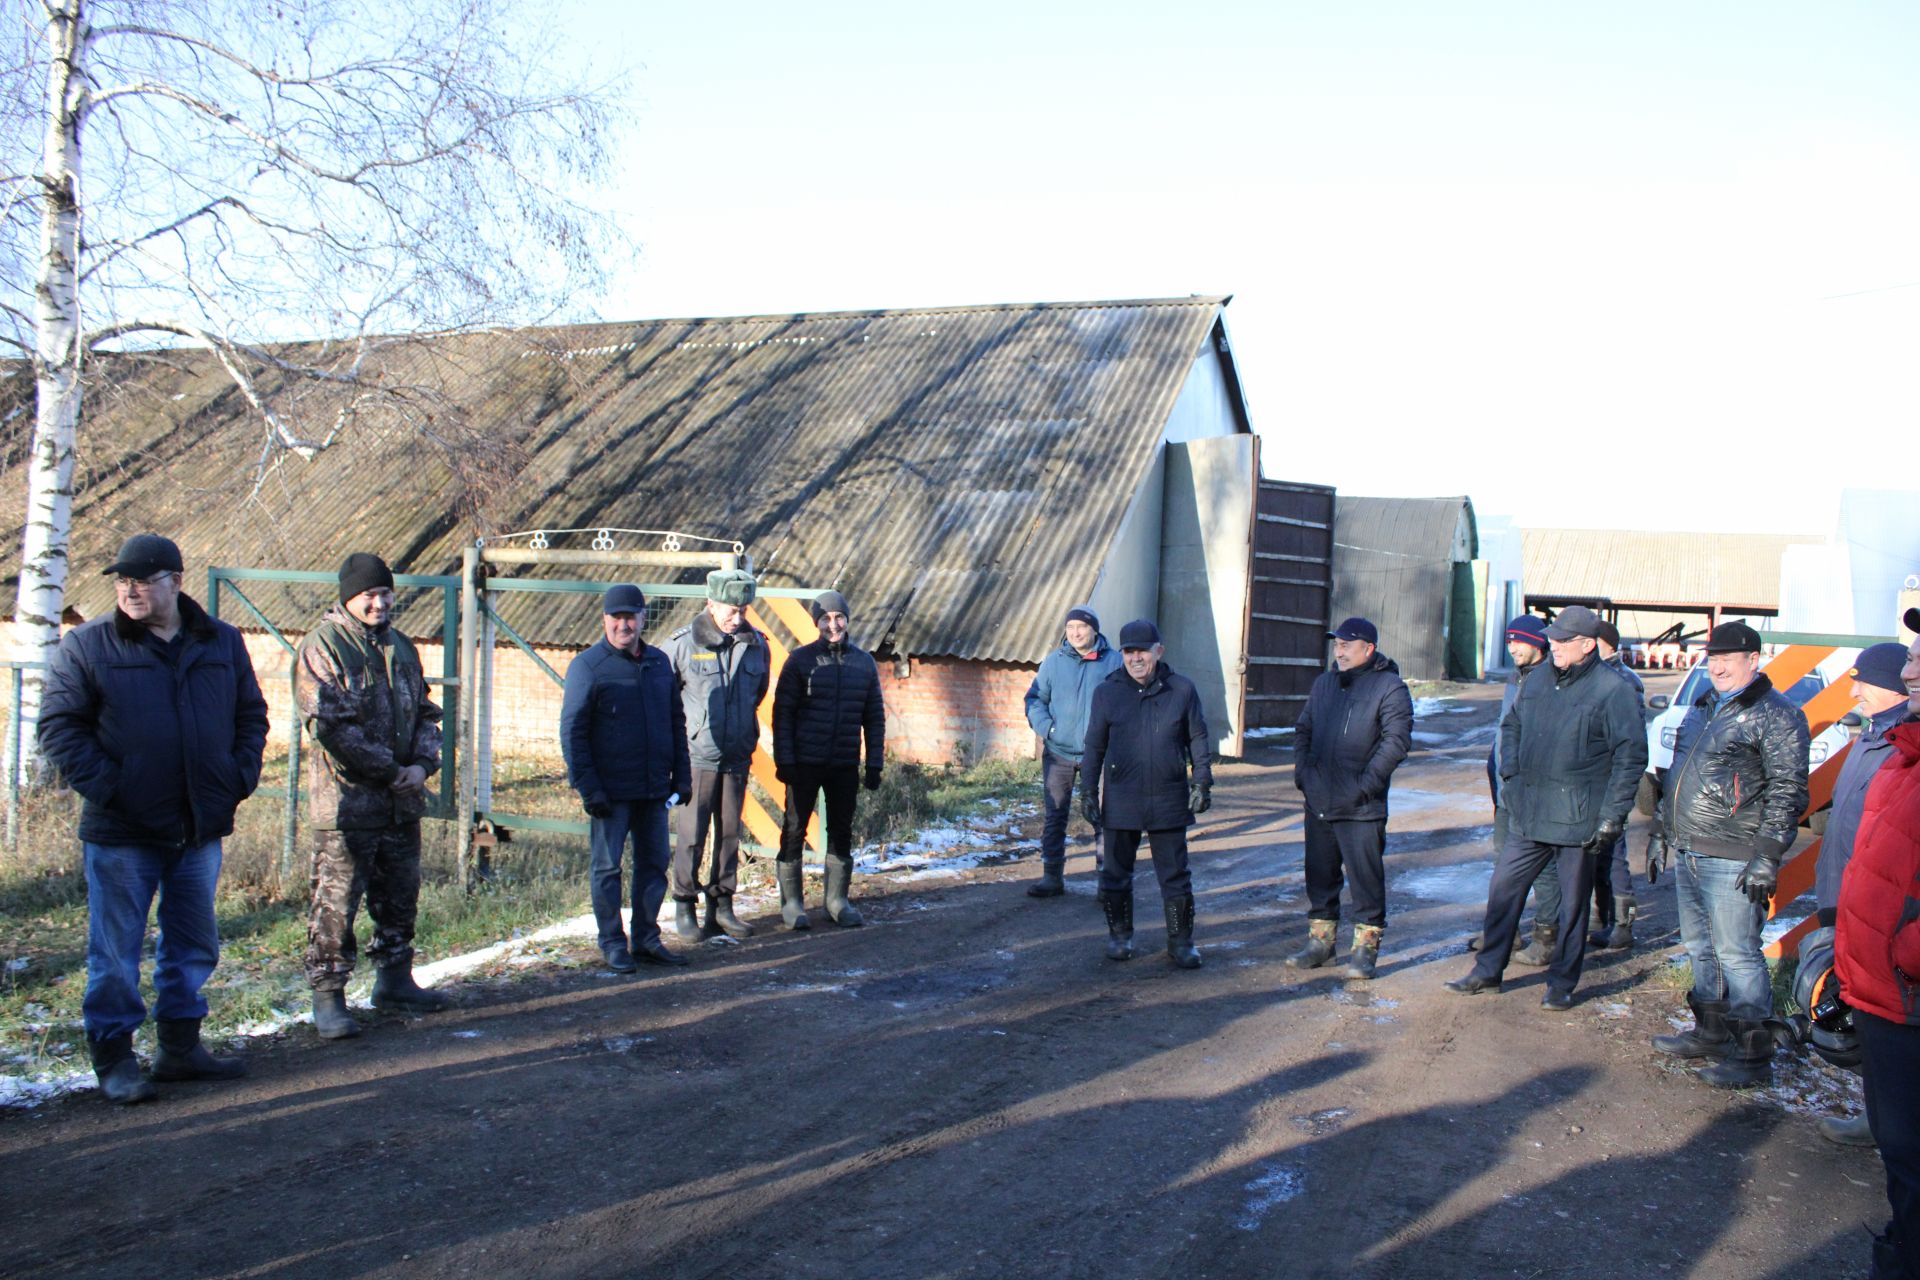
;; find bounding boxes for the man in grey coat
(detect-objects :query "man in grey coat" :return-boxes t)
[664,569,771,941]
[1022,605,1122,897]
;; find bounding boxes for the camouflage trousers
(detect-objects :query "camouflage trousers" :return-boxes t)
[305,824,422,991]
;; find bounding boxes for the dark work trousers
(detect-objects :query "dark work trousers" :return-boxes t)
[1589,832,1634,926]
[1470,833,1595,996]
[1304,814,1388,928]
[777,763,861,863]
[1495,805,1559,927]
[590,800,672,950]
[672,768,746,900]
[306,824,423,991]
[1097,828,1192,899]
[1858,1011,1920,1280]
[1039,749,1092,873]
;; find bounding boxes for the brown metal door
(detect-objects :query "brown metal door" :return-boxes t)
[1245,479,1335,729]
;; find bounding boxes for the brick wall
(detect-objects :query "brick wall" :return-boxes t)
[878,654,1039,765]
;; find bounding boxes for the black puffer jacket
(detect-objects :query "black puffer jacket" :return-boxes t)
[1499,650,1648,847]
[1660,674,1809,861]
[773,639,885,769]
[1294,653,1413,821]
[1080,662,1213,832]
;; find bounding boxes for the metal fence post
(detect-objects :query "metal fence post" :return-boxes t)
[5,666,22,850]
[282,666,302,890]
[457,544,480,892]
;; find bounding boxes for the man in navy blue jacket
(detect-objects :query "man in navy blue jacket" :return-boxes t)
[39,534,269,1103]
[1022,605,1122,898]
[560,585,691,970]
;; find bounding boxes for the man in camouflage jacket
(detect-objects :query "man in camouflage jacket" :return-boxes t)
[296,554,448,1039]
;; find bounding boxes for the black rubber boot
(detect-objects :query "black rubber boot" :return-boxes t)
[674,899,703,944]
[1163,893,1201,969]
[1026,862,1066,898]
[711,894,754,940]
[1100,891,1135,961]
[1651,991,1733,1059]
[1345,924,1382,981]
[602,941,638,973]
[1284,919,1337,970]
[823,853,864,928]
[1603,896,1636,950]
[371,966,449,1013]
[151,1017,245,1082]
[776,860,811,931]
[1512,923,1558,968]
[312,988,362,1040]
[1698,1019,1775,1087]
[88,1034,157,1105]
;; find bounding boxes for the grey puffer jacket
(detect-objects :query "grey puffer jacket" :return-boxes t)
[663,612,770,772]
[1660,673,1810,862]
[1499,651,1648,847]
[1294,653,1413,821]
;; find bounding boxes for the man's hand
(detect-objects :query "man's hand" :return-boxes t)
[864,766,883,792]
[774,764,793,785]
[1081,793,1101,830]
[1735,849,1781,907]
[390,764,429,796]
[1189,783,1211,815]
[1581,819,1623,857]
[1645,824,1671,885]
[584,796,613,819]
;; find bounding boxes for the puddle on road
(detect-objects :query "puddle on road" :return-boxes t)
[1396,862,1494,904]
[1291,1107,1352,1136]
[1236,1161,1307,1230]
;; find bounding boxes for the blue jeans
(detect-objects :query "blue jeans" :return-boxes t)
[1674,850,1771,1021]
[82,840,223,1043]
[590,801,671,949]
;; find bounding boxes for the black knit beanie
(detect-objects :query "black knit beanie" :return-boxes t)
[338,552,395,603]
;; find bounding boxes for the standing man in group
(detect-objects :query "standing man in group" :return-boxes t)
[561,585,691,972]
[40,534,269,1102]
[1587,619,1647,951]
[1815,641,1913,1146]
[773,590,886,929]
[298,554,451,1039]
[1648,621,1808,1086]
[1286,616,1412,980]
[1079,620,1212,969]
[1022,605,1122,897]
[664,569,770,942]
[1448,605,1646,1009]
[1470,616,1553,961]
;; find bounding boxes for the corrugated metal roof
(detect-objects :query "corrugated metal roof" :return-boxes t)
[0,296,1235,660]
[1521,528,1823,610]
[1328,496,1476,681]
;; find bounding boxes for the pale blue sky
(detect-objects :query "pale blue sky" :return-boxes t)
[563,2,1919,534]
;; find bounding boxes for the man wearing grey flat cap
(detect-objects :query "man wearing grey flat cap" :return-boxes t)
[561,584,692,970]
[664,568,771,941]
[1022,605,1122,898]
[1448,604,1647,1010]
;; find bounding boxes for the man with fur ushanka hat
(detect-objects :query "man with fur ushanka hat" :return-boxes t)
[663,568,771,942]
[1022,605,1122,898]
[772,590,886,929]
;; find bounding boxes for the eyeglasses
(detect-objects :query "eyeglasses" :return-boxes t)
[114,572,178,592]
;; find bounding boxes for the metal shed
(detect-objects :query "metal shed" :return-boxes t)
[1328,495,1479,682]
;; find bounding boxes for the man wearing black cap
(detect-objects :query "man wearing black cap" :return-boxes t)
[1468,615,1554,959]
[1587,619,1647,951]
[1647,620,1808,1086]
[296,554,451,1037]
[1447,604,1647,1009]
[561,585,692,971]
[1286,616,1412,980]
[664,569,771,942]
[1079,619,1213,969]
[40,534,270,1102]
[1021,605,1122,897]
[772,590,886,928]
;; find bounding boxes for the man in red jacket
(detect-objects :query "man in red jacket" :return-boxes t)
[1835,609,1920,1280]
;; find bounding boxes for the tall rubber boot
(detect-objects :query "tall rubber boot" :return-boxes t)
[1284,918,1337,969]
[1603,896,1636,950]
[1512,923,1558,968]
[1345,924,1383,980]
[674,899,703,944]
[151,1017,245,1081]
[372,966,449,1013]
[1698,1019,1775,1087]
[1100,891,1135,961]
[1651,991,1732,1059]
[311,988,362,1040]
[1026,861,1066,898]
[1163,893,1201,969]
[88,1033,157,1104]
[711,893,754,940]
[776,860,811,931]
[823,853,864,927]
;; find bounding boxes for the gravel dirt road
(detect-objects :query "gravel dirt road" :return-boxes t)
[0,680,1888,1279]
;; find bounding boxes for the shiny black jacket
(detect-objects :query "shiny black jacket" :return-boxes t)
[1080,662,1213,832]
[1660,674,1809,861]
[1499,651,1648,847]
[1294,653,1413,821]
[772,639,885,769]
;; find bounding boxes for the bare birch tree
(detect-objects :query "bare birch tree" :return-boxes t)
[0,0,624,769]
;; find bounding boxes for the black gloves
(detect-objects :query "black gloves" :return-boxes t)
[864,766,883,792]
[1081,792,1102,829]
[1645,822,1671,885]
[774,764,792,785]
[1581,820,1623,857]
[1735,845,1784,907]
[584,797,613,819]
[1189,783,1211,815]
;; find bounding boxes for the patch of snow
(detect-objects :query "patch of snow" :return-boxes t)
[450,1030,483,1039]
[1244,726,1295,739]
[0,1070,95,1108]
[1410,731,1455,747]
[1595,1002,1634,1019]
[1412,698,1474,717]
[1236,1162,1307,1230]
[1397,862,1494,904]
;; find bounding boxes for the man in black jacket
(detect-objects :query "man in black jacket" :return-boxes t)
[1079,620,1213,969]
[1287,617,1413,980]
[39,534,270,1103]
[1648,621,1809,1086]
[1448,605,1647,1009]
[772,590,886,929]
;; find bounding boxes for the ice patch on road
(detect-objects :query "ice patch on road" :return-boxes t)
[1410,731,1455,747]
[1236,1162,1307,1230]
[1413,698,1474,717]
[1397,862,1493,904]
[1384,789,1460,816]
[1244,726,1295,739]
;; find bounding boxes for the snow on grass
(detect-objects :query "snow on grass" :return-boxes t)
[1244,726,1295,739]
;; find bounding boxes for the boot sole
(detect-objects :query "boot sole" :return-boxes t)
[315,1023,362,1040]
